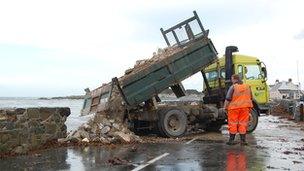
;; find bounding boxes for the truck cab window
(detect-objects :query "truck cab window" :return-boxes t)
[206,71,218,81]
[220,68,225,78]
[237,65,243,79]
[245,65,261,80]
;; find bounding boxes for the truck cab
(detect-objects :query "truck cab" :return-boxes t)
[203,53,270,113]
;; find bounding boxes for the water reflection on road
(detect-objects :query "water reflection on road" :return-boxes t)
[0,98,304,170]
[0,133,267,170]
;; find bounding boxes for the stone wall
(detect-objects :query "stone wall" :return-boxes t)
[0,107,70,154]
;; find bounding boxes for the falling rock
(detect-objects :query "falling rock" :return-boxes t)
[115,132,131,142]
[82,138,90,143]
[72,129,90,140]
[57,138,68,143]
[92,123,102,134]
[69,136,81,143]
[112,123,120,130]
[101,126,111,134]
[125,68,133,75]
[101,118,111,126]
[100,137,110,144]
[83,123,91,131]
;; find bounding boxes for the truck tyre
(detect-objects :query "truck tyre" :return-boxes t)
[158,108,187,137]
[204,120,225,132]
[247,109,259,133]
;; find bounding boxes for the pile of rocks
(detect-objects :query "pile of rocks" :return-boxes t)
[270,100,295,116]
[270,99,304,121]
[123,46,182,76]
[65,113,141,144]
[0,107,70,154]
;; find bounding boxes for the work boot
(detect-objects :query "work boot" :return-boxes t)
[226,134,237,145]
[240,134,248,146]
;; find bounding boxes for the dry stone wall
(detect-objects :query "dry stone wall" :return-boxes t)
[0,107,70,154]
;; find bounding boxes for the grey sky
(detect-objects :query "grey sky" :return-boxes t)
[294,30,304,40]
[0,0,304,97]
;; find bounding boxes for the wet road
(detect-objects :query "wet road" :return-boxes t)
[1,115,304,171]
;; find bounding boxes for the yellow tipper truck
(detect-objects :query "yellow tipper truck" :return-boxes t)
[202,46,269,132]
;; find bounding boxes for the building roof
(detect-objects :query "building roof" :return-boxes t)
[270,80,300,92]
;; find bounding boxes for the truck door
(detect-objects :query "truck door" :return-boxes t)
[242,64,268,104]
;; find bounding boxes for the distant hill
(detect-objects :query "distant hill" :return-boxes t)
[38,89,202,100]
[38,95,84,100]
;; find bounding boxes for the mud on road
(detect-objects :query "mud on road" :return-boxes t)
[0,115,304,171]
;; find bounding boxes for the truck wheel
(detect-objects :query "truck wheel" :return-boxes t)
[204,120,224,132]
[158,108,187,137]
[247,109,259,133]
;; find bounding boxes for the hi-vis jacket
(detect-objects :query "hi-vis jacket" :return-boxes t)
[227,83,253,110]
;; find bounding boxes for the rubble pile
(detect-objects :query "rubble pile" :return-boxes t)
[270,99,304,122]
[123,46,183,77]
[65,113,141,144]
[270,100,295,116]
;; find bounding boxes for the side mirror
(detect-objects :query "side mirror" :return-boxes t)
[261,67,267,78]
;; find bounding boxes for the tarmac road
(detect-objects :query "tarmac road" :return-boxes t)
[0,115,304,171]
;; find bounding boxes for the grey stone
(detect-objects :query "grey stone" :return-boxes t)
[0,143,8,153]
[112,123,120,130]
[82,138,89,143]
[69,136,81,143]
[15,108,26,115]
[57,138,68,143]
[13,145,28,154]
[26,108,40,119]
[101,119,111,126]
[44,123,57,134]
[39,108,56,120]
[100,137,110,144]
[92,123,103,134]
[56,107,71,117]
[50,113,62,123]
[75,130,90,139]
[100,126,111,134]
[114,131,131,142]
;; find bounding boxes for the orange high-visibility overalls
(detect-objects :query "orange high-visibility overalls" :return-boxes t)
[227,84,253,134]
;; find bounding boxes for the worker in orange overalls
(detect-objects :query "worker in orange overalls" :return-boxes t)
[224,74,253,145]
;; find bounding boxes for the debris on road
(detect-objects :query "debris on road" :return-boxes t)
[282,150,298,155]
[107,157,130,166]
[293,146,304,151]
[270,100,304,125]
[292,160,303,164]
[65,113,141,144]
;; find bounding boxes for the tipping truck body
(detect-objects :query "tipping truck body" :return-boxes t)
[81,11,268,137]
